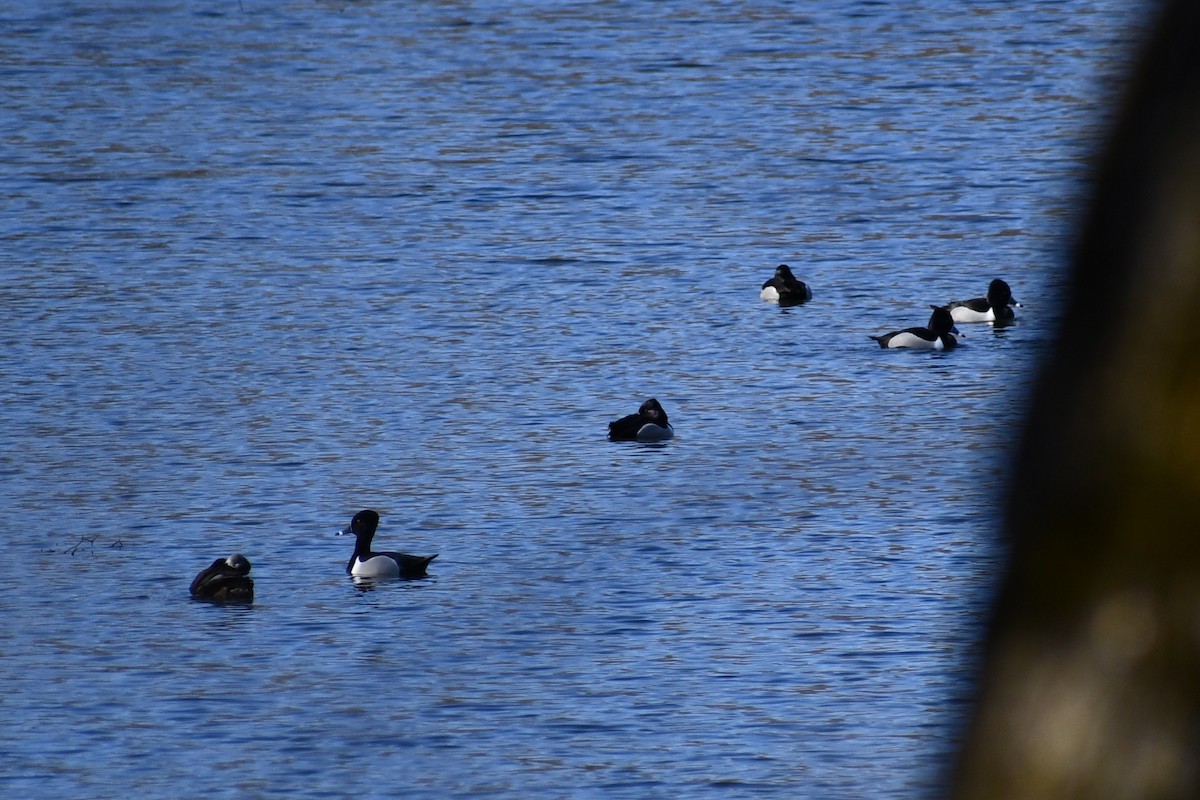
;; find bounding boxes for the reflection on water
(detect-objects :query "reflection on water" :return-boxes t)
[349,575,439,593]
[0,0,1147,798]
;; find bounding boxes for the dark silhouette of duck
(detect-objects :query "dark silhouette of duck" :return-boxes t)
[871,306,961,350]
[338,509,438,579]
[190,553,254,602]
[607,397,675,441]
[759,264,813,306]
[941,278,1021,324]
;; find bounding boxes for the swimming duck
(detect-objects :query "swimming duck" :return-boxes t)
[190,553,254,602]
[759,264,812,306]
[607,398,675,441]
[943,278,1021,323]
[871,306,961,350]
[338,509,438,579]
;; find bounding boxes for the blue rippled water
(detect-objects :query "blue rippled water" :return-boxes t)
[1,1,1149,797]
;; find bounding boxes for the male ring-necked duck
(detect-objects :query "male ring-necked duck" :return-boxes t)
[338,509,438,579]
[871,306,961,350]
[190,553,254,602]
[608,398,675,441]
[759,264,812,306]
[942,278,1021,323]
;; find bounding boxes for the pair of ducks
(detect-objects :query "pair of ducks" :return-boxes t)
[871,277,1021,350]
[189,510,437,602]
[759,265,1021,350]
[601,269,807,442]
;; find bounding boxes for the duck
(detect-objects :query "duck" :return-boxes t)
[190,553,254,602]
[942,278,1021,323]
[338,509,437,579]
[871,306,961,350]
[759,264,812,306]
[607,397,675,441]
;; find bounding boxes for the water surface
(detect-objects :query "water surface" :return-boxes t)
[1,1,1148,797]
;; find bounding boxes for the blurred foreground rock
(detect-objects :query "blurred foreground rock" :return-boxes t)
[951,1,1200,798]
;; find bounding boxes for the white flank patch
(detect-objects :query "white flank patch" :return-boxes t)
[887,332,938,349]
[637,423,675,441]
[949,306,994,323]
[351,555,401,578]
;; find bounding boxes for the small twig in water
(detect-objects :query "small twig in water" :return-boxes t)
[66,536,97,556]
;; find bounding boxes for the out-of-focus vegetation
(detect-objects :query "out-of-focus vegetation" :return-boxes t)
[951,2,1200,798]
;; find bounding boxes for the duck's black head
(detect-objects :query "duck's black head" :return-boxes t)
[775,264,796,281]
[987,278,1017,308]
[339,509,380,541]
[226,553,251,576]
[927,306,959,336]
[639,398,668,425]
